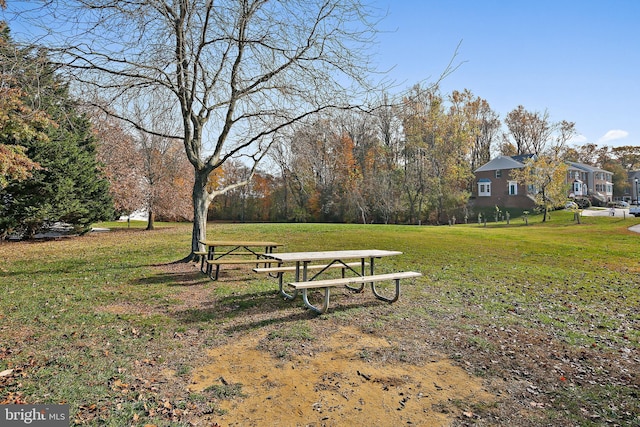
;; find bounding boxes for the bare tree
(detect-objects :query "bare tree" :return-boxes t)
[90,109,145,217]
[8,0,381,258]
[130,98,194,230]
[503,106,575,157]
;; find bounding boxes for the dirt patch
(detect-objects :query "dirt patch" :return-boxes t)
[189,326,494,426]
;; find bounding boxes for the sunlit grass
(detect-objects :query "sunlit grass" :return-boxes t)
[1,211,639,425]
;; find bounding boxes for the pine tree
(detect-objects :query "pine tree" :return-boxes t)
[0,24,113,238]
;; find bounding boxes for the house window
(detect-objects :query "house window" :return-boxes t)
[478,181,491,196]
[495,169,502,178]
[508,181,518,195]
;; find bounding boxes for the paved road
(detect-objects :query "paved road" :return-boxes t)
[578,208,640,233]
[579,208,628,217]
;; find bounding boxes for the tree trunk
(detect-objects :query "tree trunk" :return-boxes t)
[146,211,155,230]
[190,169,211,261]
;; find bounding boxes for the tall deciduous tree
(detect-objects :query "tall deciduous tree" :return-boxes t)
[449,90,500,172]
[511,155,568,222]
[503,105,575,157]
[0,86,44,188]
[610,146,640,170]
[503,106,552,156]
[401,86,474,224]
[90,109,145,217]
[8,0,380,257]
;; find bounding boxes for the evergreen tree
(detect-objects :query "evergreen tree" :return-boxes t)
[0,25,113,238]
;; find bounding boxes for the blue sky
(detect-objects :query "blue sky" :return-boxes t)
[3,1,637,149]
[373,0,640,148]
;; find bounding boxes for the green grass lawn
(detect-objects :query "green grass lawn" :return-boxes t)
[1,211,639,426]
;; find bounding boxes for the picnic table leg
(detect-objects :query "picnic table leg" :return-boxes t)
[371,278,401,303]
[346,258,367,292]
[205,245,216,277]
[301,287,331,314]
[199,255,206,274]
[277,261,298,300]
[208,263,221,281]
[278,272,298,301]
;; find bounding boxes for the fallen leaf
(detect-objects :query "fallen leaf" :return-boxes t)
[112,379,129,390]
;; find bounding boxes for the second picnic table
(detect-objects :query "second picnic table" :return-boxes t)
[257,249,420,313]
[199,240,283,280]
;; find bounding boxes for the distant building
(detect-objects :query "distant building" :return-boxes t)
[471,156,614,210]
[628,170,640,203]
[565,162,613,206]
[472,155,537,210]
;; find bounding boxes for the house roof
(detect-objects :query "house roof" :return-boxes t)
[510,154,536,163]
[566,161,610,173]
[475,156,615,175]
[475,155,527,172]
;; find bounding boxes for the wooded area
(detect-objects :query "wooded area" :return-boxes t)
[207,96,640,225]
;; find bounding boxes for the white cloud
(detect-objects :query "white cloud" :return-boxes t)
[598,129,629,143]
[569,134,588,144]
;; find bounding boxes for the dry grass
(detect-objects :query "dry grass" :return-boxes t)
[1,213,639,426]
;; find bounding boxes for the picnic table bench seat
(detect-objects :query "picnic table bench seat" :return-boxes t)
[206,258,277,280]
[288,271,422,314]
[253,261,368,275]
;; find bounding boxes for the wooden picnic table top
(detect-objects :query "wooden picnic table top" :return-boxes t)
[199,240,283,247]
[264,249,402,263]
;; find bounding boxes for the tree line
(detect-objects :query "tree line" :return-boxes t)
[210,89,640,224]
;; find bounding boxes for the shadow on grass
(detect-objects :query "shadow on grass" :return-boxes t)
[3,258,95,278]
[173,289,293,322]
[171,284,383,333]
[223,299,382,334]
[135,270,210,287]
[135,263,393,332]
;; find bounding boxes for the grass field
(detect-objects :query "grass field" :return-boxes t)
[1,211,639,426]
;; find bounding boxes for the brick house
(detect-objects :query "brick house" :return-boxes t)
[471,156,614,210]
[472,155,537,210]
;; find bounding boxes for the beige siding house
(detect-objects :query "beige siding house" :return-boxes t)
[566,162,613,205]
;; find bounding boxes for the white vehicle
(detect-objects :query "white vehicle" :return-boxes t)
[630,204,640,217]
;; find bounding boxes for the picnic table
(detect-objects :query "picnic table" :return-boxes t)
[258,249,421,313]
[199,240,283,280]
